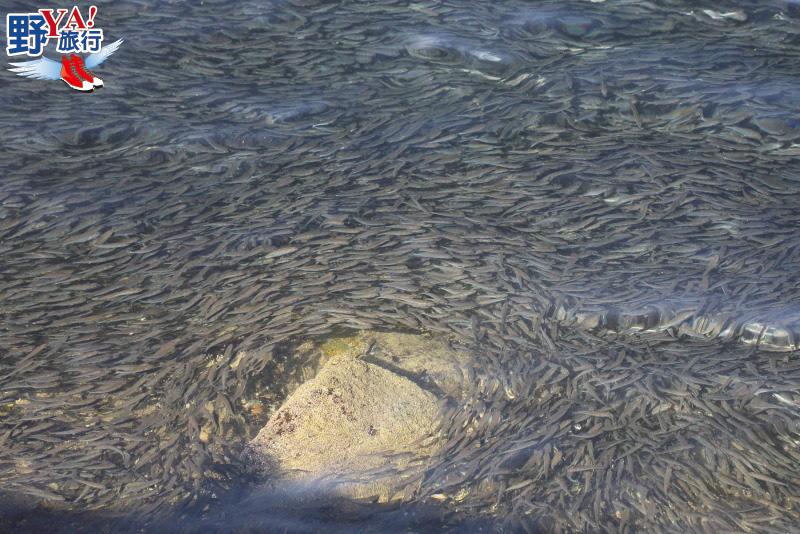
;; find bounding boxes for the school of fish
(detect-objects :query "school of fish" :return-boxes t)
[2,0,800,532]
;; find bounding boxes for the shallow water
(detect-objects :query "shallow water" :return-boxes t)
[2,0,800,531]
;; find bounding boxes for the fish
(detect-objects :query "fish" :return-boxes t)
[2,0,800,531]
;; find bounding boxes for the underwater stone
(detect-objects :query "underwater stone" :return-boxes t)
[246,331,472,502]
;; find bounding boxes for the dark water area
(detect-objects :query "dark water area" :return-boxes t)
[2,0,800,531]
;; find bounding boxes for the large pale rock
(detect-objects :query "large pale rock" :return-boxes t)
[359,331,472,399]
[246,331,471,502]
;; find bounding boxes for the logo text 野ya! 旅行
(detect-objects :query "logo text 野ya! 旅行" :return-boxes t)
[6,6,123,92]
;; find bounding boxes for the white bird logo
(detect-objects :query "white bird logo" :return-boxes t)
[7,39,123,92]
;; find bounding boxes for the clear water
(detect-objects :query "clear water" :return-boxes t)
[2,0,800,532]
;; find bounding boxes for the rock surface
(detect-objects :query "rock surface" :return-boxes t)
[246,331,472,502]
[359,331,473,399]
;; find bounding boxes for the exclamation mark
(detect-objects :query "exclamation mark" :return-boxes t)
[87,6,97,28]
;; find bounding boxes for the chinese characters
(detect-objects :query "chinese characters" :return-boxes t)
[6,6,103,57]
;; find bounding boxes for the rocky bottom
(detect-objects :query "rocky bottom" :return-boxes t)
[245,332,476,503]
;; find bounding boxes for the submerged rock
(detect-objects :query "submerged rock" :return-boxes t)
[358,331,473,399]
[245,331,472,502]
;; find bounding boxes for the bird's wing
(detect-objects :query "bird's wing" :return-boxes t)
[85,39,124,69]
[7,56,61,80]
